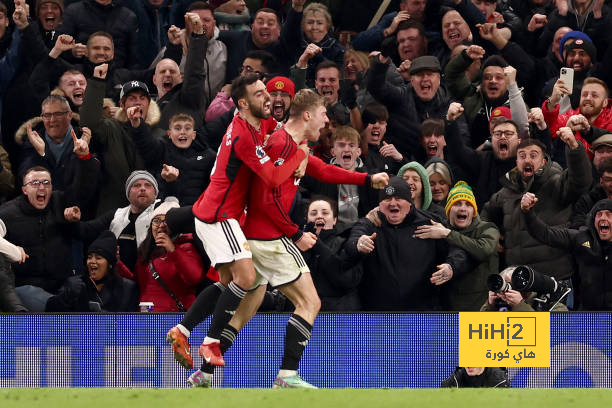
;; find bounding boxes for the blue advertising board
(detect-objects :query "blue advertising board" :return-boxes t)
[0,313,610,388]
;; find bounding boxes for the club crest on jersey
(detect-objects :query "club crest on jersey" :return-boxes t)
[256,145,266,158]
[274,157,285,166]
[256,145,270,164]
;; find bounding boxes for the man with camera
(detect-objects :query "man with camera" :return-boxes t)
[482,265,569,312]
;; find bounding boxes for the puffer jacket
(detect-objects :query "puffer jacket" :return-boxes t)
[482,144,592,280]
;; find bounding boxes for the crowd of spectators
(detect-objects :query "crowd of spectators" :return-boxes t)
[0,0,611,313]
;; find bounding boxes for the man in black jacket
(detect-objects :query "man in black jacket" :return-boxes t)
[368,53,452,161]
[0,138,98,311]
[522,195,612,310]
[441,366,509,388]
[345,176,472,311]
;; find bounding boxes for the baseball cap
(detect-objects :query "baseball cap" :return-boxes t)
[120,80,150,100]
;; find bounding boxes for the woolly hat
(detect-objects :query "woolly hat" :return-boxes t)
[36,0,64,15]
[152,196,180,220]
[125,170,158,200]
[87,230,117,267]
[397,161,432,210]
[445,181,478,218]
[560,31,596,63]
[379,176,413,203]
[266,76,295,98]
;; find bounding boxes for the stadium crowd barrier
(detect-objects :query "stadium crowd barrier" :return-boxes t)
[1,313,610,388]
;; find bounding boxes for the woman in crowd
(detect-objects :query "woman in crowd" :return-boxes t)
[119,198,205,312]
[85,230,139,312]
[302,197,363,311]
[398,161,446,219]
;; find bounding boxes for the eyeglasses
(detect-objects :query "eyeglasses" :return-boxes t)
[41,111,69,120]
[492,130,517,139]
[25,180,52,188]
[151,217,167,226]
[240,65,263,79]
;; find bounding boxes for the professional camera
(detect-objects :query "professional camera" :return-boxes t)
[511,265,571,310]
[487,274,512,293]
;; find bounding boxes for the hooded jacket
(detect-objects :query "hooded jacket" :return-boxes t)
[482,144,592,280]
[440,367,509,388]
[524,198,612,310]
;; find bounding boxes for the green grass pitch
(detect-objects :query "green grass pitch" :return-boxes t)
[2,388,612,408]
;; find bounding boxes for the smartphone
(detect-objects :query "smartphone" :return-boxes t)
[559,67,574,94]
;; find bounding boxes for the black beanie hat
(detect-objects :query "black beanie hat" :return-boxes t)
[87,230,117,267]
[564,38,597,64]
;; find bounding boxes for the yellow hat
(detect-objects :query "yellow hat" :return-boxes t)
[445,181,477,217]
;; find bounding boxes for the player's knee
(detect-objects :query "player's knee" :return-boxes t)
[306,292,321,315]
[234,271,256,289]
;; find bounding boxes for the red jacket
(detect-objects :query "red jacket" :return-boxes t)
[118,234,205,312]
[542,99,612,158]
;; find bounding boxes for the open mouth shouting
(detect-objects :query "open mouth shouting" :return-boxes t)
[522,164,534,178]
[341,152,353,166]
[427,142,438,156]
[273,101,285,118]
[72,90,84,105]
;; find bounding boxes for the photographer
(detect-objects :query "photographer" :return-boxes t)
[481,265,569,312]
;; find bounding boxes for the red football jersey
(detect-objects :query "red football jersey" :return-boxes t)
[192,114,305,222]
[244,127,368,239]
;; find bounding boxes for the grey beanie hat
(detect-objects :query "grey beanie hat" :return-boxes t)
[125,170,159,200]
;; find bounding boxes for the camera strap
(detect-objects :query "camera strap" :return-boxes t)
[149,261,186,312]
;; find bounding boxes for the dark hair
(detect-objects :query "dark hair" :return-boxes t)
[396,19,426,38]
[187,1,214,12]
[23,166,51,184]
[231,74,261,106]
[420,118,445,137]
[362,103,389,125]
[87,31,114,46]
[492,117,519,133]
[0,3,6,15]
[245,50,277,75]
[481,55,508,71]
[315,60,340,77]
[307,195,338,218]
[517,138,547,155]
[253,7,280,25]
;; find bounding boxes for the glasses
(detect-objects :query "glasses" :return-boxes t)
[492,130,517,139]
[151,217,167,226]
[41,111,69,120]
[25,180,52,188]
[240,65,263,79]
